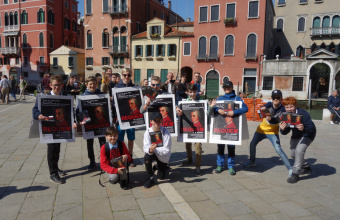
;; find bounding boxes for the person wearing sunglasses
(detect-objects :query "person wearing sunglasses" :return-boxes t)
[243,90,293,178]
[140,76,164,113]
[114,68,137,167]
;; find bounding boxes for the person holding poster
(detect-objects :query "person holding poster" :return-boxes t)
[213,80,248,175]
[32,74,74,184]
[143,112,172,188]
[280,97,316,183]
[141,76,164,113]
[243,90,293,178]
[115,68,137,167]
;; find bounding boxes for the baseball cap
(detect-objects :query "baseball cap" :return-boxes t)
[271,90,282,98]
[223,81,233,88]
[150,112,162,121]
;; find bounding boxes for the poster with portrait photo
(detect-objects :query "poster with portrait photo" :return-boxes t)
[77,94,112,139]
[177,100,208,143]
[38,95,75,143]
[145,94,177,136]
[141,86,159,104]
[113,87,145,129]
[209,101,243,145]
[150,131,163,147]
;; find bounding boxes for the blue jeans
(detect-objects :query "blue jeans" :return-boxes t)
[217,144,235,169]
[117,124,135,141]
[250,132,292,170]
[10,88,16,100]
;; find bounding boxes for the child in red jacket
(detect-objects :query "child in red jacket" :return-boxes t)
[100,126,131,189]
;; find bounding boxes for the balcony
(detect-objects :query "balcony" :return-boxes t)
[207,54,220,61]
[108,45,129,56]
[196,54,208,61]
[0,47,20,55]
[311,27,340,36]
[109,5,128,15]
[4,25,19,33]
[244,53,258,60]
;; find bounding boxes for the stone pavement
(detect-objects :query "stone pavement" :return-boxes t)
[0,97,340,220]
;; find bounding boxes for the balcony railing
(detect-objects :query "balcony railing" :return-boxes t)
[0,47,20,55]
[244,53,258,60]
[208,54,220,61]
[311,27,340,36]
[109,5,128,15]
[4,25,19,32]
[196,54,208,61]
[108,45,129,55]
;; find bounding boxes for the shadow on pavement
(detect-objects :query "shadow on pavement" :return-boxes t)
[0,185,49,199]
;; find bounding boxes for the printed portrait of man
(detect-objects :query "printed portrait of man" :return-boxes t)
[129,98,141,115]
[191,110,203,130]
[225,103,233,112]
[224,116,236,129]
[159,106,172,123]
[153,133,162,144]
[94,106,107,124]
[55,108,69,127]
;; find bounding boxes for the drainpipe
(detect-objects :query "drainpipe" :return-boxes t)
[258,54,264,96]
[176,37,180,80]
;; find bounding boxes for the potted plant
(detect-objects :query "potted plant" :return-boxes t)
[224,18,236,25]
[135,56,142,61]
[168,56,176,61]
[151,33,160,38]
[156,56,164,61]
[146,57,153,61]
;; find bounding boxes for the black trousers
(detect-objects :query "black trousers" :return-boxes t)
[47,143,61,176]
[86,137,106,162]
[217,144,235,157]
[144,153,167,179]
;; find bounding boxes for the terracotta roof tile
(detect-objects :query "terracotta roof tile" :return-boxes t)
[64,46,85,54]
[170,21,194,27]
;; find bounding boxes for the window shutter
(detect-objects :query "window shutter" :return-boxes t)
[298,18,305,31]
[162,44,165,56]
[199,7,207,22]
[322,16,330,28]
[145,45,147,56]
[150,26,152,35]
[167,44,170,56]
[120,57,124,64]
[134,45,137,57]
[43,11,45,22]
[332,16,340,27]
[247,34,256,57]
[313,17,320,28]
[151,45,154,56]
[199,37,206,56]
[211,5,219,21]
[102,32,105,47]
[141,45,143,57]
[114,57,118,65]
[156,45,159,56]
[173,45,177,56]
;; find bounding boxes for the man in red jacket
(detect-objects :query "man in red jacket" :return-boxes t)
[100,126,131,189]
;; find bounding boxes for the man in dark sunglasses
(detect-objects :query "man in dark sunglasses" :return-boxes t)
[141,76,164,113]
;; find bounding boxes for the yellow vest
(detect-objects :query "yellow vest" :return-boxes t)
[256,119,279,134]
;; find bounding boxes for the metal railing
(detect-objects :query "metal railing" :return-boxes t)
[0,47,20,55]
[311,27,340,36]
[4,25,19,32]
[109,5,128,15]
[108,45,129,55]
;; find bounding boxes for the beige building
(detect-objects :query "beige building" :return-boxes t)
[131,18,193,85]
[49,46,85,77]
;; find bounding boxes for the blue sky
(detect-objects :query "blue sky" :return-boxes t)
[78,0,275,20]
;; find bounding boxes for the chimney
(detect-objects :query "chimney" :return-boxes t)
[168,1,171,10]
[186,18,191,22]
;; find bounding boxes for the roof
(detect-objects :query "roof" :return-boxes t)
[64,46,85,54]
[132,25,193,39]
[170,21,194,27]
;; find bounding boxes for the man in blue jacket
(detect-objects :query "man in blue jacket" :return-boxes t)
[280,97,316,183]
[327,90,340,124]
[213,81,248,175]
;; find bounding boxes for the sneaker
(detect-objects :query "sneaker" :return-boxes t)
[109,179,119,184]
[144,177,155,188]
[120,180,128,190]
[57,168,66,176]
[87,162,96,171]
[181,159,193,166]
[243,161,256,168]
[301,166,312,175]
[229,168,236,175]
[330,121,334,125]
[130,162,136,167]
[50,174,65,184]
[215,166,223,173]
[195,167,201,176]
[287,174,299,183]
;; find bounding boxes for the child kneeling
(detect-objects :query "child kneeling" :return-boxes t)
[143,112,172,188]
[100,126,131,190]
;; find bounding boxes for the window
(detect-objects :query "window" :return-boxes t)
[146,45,154,57]
[183,42,191,56]
[102,29,109,47]
[156,44,165,57]
[5,13,8,26]
[4,0,8,4]
[37,8,45,23]
[14,12,18,25]
[86,0,92,15]
[24,72,28,77]
[225,35,234,55]
[277,19,283,32]
[136,22,141,32]
[161,11,164,20]
[226,3,235,19]
[134,69,141,85]
[72,20,77,32]
[299,0,307,4]
[0,58,3,66]
[210,5,219,22]
[119,57,124,65]
[135,45,143,57]
[48,10,54,25]
[199,6,208,23]
[103,0,109,13]
[209,36,218,57]
[23,33,27,47]
[65,1,69,8]
[68,57,74,67]
[15,57,19,65]
[313,17,320,28]
[278,0,286,5]
[160,69,168,83]
[113,57,118,65]
[53,57,58,67]
[292,77,304,91]
[246,34,257,58]
[87,30,92,48]
[39,32,44,47]
[72,5,76,12]
[147,69,154,79]
[39,57,45,65]
[23,57,28,65]
[86,57,93,66]
[168,44,177,56]
[150,26,161,35]
[248,1,259,18]
[296,45,304,58]
[311,43,317,52]
[274,46,281,57]
[298,17,305,32]
[198,37,207,59]
[64,18,70,30]
[102,57,110,66]
[243,68,257,97]
[262,76,273,90]
[21,10,28,24]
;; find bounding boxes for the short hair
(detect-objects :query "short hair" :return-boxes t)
[50,74,63,83]
[332,89,338,93]
[194,72,200,76]
[115,73,121,78]
[105,68,112,73]
[86,76,97,84]
[121,68,132,75]
[105,126,119,136]
[187,84,198,91]
[282,97,297,106]
[151,76,161,82]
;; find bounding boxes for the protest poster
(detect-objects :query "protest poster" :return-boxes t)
[150,131,163,147]
[113,87,145,129]
[209,101,243,145]
[141,86,159,104]
[38,95,75,143]
[145,94,177,136]
[77,94,112,139]
[177,100,207,143]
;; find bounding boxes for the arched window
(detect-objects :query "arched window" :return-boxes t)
[246,34,257,58]
[103,0,109,13]
[320,43,326,49]
[332,16,340,27]
[120,26,127,33]
[23,33,27,47]
[206,70,220,99]
[102,29,109,47]
[39,32,44,47]
[9,12,13,25]
[322,16,330,28]
[50,34,54,48]
[274,46,281,57]
[209,36,218,58]
[313,17,320,28]
[86,0,92,14]
[225,35,234,55]
[87,30,92,48]
[311,43,317,52]
[48,10,54,25]
[329,42,335,53]
[64,17,70,30]
[296,45,304,58]
[5,12,9,26]
[277,19,283,32]
[198,36,207,57]
[21,10,28,24]
[112,27,119,50]
[298,17,305,32]
[37,8,45,23]
[14,11,18,25]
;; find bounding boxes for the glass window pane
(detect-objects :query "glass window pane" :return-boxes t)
[249,1,259,18]
[226,3,235,18]
[211,5,219,21]
[199,7,207,22]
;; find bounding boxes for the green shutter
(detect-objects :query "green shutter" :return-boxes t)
[156,45,159,57]
[145,45,148,57]
[113,37,119,46]
[147,69,154,79]
[102,33,105,47]
[167,44,170,56]
[160,69,168,83]
[134,69,141,85]
[173,45,177,56]
[141,45,143,57]
[134,45,137,57]
[121,36,127,52]
[120,57,124,64]
[114,57,118,65]
[151,45,154,56]
[206,78,219,99]
[162,44,165,56]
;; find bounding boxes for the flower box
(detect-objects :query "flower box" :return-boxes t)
[156,57,164,61]
[168,56,176,61]
[150,33,160,38]
[135,57,142,61]
[224,18,236,26]
[146,57,153,61]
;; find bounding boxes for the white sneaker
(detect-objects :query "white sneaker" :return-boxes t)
[330,121,334,125]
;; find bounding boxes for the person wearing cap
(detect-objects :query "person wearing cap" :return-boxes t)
[243,90,293,178]
[213,80,248,175]
[143,112,172,188]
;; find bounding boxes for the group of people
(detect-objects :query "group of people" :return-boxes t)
[0,75,27,104]
[32,68,317,190]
